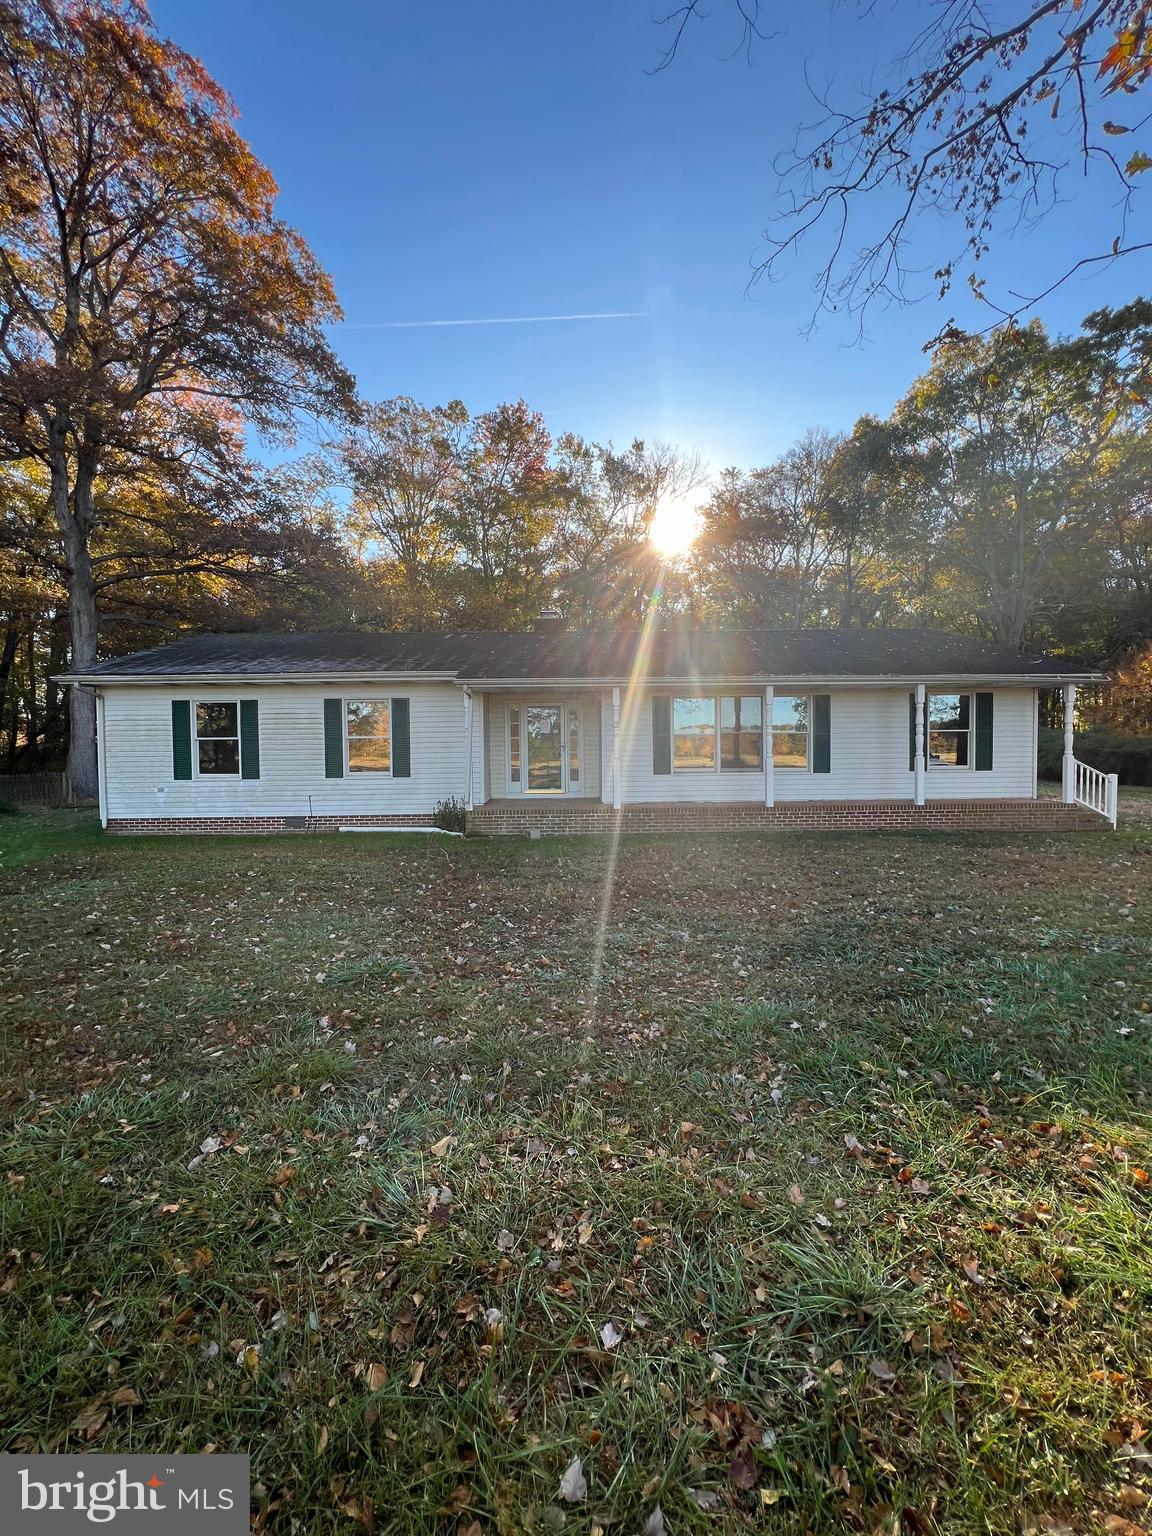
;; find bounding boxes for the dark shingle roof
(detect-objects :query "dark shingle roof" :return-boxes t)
[60,628,1104,682]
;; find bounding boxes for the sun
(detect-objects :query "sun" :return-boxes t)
[648,494,701,557]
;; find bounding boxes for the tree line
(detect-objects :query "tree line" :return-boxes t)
[4,1,1152,794]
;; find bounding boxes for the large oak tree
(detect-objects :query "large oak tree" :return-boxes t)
[0,0,354,793]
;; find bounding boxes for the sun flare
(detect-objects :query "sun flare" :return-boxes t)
[648,495,701,557]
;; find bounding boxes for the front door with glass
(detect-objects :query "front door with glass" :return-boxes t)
[508,702,582,795]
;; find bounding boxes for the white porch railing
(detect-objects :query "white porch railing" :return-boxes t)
[1072,758,1119,827]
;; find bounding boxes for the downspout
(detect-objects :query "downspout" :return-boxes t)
[94,688,107,827]
[463,686,474,812]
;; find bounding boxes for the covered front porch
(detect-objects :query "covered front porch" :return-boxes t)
[461,681,1116,833]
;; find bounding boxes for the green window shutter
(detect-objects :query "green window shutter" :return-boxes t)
[392,697,411,777]
[652,695,671,775]
[240,699,260,779]
[974,691,994,771]
[172,699,192,780]
[812,694,831,772]
[909,692,916,772]
[323,698,344,778]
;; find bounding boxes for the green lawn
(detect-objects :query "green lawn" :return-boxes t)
[0,809,1150,1535]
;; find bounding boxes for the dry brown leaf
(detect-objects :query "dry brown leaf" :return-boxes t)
[787,1184,805,1206]
[70,1403,108,1441]
[428,1134,456,1158]
[366,1363,387,1392]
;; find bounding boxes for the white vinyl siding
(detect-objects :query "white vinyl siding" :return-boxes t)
[100,681,1041,821]
[102,682,466,820]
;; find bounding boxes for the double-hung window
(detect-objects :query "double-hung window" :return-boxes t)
[345,700,392,773]
[770,694,810,769]
[672,694,764,772]
[927,693,970,767]
[673,697,718,768]
[195,702,240,776]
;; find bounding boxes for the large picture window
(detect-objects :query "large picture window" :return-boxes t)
[720,695,763,770]
[771,695,810,768]
[672,694,765,772]
[346,699,392,773]
[195,701,240,775]
[927,693,970,767]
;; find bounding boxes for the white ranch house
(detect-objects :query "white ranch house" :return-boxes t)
[58,627,1113,835]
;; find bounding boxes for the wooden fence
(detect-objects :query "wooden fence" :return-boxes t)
[0,772,75,806]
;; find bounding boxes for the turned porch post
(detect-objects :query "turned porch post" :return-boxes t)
[1062,682,1077,804]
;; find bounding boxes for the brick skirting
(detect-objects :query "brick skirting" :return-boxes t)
[466,799,1104,836]
[104,801,1105,837]
[105,813,437,835]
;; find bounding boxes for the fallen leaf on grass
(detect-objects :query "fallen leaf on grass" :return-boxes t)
[729,1452,760,1489]
[428,1134,456,1158]
[408,1359,425,1388]
[961,1257,984,1284]
[365,1363,387,1392]
[558,1457,587,1503]
[496,1229,516,1253]
[600,1320,623,1350]
[1099,1517,1146,1536]
[642,1505,667,1536]
[108,1387,141,1408]
[69,1403,108,1441]
[869,1357,896,1382]
[787,1184,805,1206]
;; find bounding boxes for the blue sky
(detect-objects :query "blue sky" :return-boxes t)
[154,0,1149,474]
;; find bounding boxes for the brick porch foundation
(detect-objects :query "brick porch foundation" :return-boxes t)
[466,799,1104,836]
[105,813,437,835]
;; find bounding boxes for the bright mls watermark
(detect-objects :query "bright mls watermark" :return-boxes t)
[0,1456,249,1531]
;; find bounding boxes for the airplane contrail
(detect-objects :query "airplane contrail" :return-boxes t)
[336,311,645,329]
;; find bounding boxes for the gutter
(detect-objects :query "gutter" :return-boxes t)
[454,672,1108,688]
[54,668,1109,689]
[53,670,460,687]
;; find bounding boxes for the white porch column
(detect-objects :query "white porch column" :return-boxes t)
[763,684,774,807]
[1062,682,1077,804]
[475,692,487,807]
[600,692,613,805]
[462,686,474,812]
[914,683,926,806]
[611,685,622,811]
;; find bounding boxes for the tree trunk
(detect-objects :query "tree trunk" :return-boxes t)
[0,626,19,738]
[47,432,101,800]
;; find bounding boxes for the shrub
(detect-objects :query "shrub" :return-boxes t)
[433,796,467,834]
[1038,726,1152,785]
